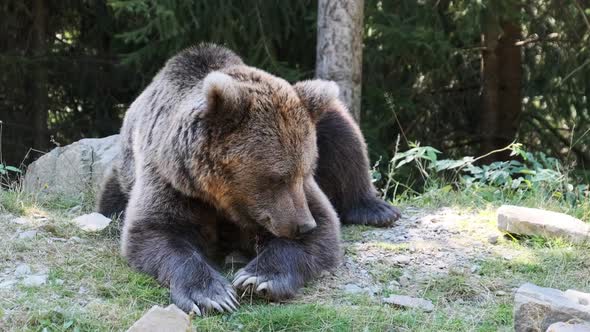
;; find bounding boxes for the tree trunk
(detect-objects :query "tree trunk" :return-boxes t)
[496,21,522,156]
[479,9,522,162]
[316,0,364,123]
[31,0,49,151]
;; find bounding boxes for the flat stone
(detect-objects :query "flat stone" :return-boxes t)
[497,205,590,244]
[22,274,47,287]
[126,304,191,332]
[546,322,590,332]
[72,213,112,231]
[15,264,31,276]
[383,295,434,312]
[12,217,30,225]
[514,283,590,332]
[17,230,37,239]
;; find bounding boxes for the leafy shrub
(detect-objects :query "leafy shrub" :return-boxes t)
[373,142,589,208]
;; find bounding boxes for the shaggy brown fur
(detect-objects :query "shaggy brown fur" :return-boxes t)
[97,43,400,314]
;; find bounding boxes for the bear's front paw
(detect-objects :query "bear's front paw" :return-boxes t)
[232,268,301,301]
[171,276,239,315]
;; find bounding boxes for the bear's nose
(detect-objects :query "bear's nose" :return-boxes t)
[298,222,316,235]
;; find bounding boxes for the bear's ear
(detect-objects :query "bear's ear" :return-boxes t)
[201,71,243,117]
[293,79,340,120]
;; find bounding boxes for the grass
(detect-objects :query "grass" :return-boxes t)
[1,180,589,331]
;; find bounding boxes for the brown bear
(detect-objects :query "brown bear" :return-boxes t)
[97,44,400,315]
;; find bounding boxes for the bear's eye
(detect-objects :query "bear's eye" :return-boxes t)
[266,174,287,186]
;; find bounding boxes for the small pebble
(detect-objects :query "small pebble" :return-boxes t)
[394,255,411,265]
[69,236,84,243]
[383,295,434,312]
[17,230,37,239]
[487,235,499,245]
[15,264,31,276]
[67,205,82,214]
[22,275,47,287]
[343,283,365,295]
[12,217,29,225]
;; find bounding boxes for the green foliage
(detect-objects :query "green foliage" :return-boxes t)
[372,143,590,219]
[108,0,316,82]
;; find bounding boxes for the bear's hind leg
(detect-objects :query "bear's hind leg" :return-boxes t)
[233,179,341,300]
[123,181,238,314]
[97,166,128,218]
[314,103,401,226]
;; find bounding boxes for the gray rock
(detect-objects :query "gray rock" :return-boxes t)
[514,283,590,332]
[22,274,47,287]
[126,304,191,332]
[14,264,31,276]
[0,280,17,289]
[67,205,82,215]
[393,255,412,265]
[72,213,112,231]
[546,322,590,332]
[23,135,120,200]
[382,295,434,312]
[399,275,411,287]
[17,230,37,239]
[69,236,84,243]
[343,283,365,295]
[388,280,401,289]
[368,285,381,295]
[497,205,590,244]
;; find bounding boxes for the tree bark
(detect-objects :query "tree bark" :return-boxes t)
[316,0,364,123]
[31,0,49,151]
[479,9,522,162]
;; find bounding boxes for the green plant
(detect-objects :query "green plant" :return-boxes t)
[375,142,589,208]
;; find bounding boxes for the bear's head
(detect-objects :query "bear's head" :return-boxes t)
[196,67,339,239]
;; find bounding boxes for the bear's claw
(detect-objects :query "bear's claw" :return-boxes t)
[193,288,238,314]
[232,268,296,300]
[173,280,239,315]
[233,269,266,289]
